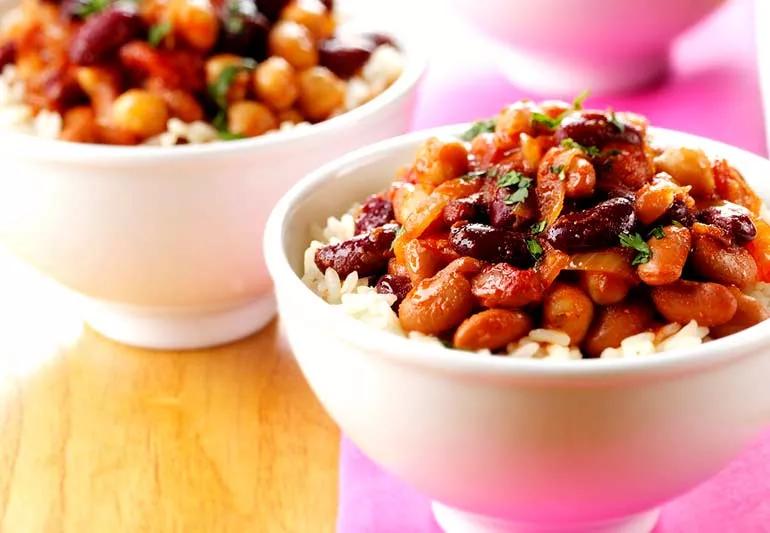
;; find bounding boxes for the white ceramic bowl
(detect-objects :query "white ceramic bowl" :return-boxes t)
[265,125,770,533]
[447,0,725,94]
[0,35,425,350]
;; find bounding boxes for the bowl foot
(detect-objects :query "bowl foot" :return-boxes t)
[496,46,668,95]
[83,294,276,350]
[432,502,660,533]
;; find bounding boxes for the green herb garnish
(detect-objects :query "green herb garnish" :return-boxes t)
[497,170,528,188]
[208,59,257,110]
[609,111,625,133]
[531,220,547,234]
[561,138,600,157]
[218,130,245,141]
[531,112,562,129]
[648,226,665,239]
[460,119,496,141]
[76,0,111,17]
[619,232,651,265]
[148,20,172,47]
[527,238,543,260]
[572,89,590,110]
[504,187,529,205]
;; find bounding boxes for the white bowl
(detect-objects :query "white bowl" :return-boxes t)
[447,0,725,94]
[0,37,425,350]
[265,125,770,533]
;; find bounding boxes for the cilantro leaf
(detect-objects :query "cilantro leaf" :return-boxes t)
[504,187,529,205]
[460,119,496,141]
[648,226,665,239]
[148,20,172,47]
[75,0,111,17]
[531,220,546,234]
[527,238,543,260]
[619,232,651,265]
[572,89,590,110]
[208,59,257,110]
[609,111,626,133]
[497,170,527,188]
[531,112,562,129]
[561,138,600,157]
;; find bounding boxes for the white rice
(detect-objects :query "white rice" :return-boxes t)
[301,213,770,361]
[0,41,404,145]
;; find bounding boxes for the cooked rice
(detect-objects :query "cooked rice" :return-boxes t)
[300,212,770,361]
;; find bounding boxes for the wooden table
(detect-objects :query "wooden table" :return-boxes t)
[0,250,340,533]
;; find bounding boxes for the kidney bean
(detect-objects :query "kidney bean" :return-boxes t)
[443,193,484,226]
[256,0,290,20]
[651,280,737,327]
[449,223,533,268]
[659,198,695,227]
[542,283,594,344]
[318,36,373,79]
[555,112,642,147]
[580,272,632,305]
[398,271,474,335]
[487,185,536,229]
[583,301,654,357]
[471,263,544,309]
[453,309,533,351]
[0,42,16,71]
[697,203,756,245]
[691,232,758,289]
[69,8,143,65]
[217,0,270,59]
[375,274,411,311]
[314,223,397,278]
[637,225,691,286]
[355,195,394,234]
[545,197,636,253]
[710,287,769,338]
[31,67,87,111]
[654,147,715,197]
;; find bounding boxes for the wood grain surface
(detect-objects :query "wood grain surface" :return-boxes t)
[0,251,339,533]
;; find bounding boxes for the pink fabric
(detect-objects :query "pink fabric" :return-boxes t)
[338,1,770,531]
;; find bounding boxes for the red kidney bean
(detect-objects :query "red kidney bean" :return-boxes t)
[545,197,636,253]
[355,195,394,234]
[697,203,757,245]
[314,223,397,278]
[37,67,87,110]
[0,42,16,71]
[449,223,533,268]
[556,112,642,148]
[256,0,290,20]
[659,198,695,227]
[471,263,544,308]
[217,0,270,60]
[375,274,411,310]
[443,193,484,226]
[319,36,374,79]
[69,8,143,65]
[487,184,535,229]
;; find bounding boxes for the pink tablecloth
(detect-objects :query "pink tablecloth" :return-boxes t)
[338,1,770,531]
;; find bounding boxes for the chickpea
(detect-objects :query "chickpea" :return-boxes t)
[399,271,474,335]
[170,0,218,51]
[111,89,169,138]
[584,301,654,357]
[158,89,204,122]
[691,232,758,290]
[392,182,431,225]
[269,20,318,70]
[637,225,691,286]
[281,0,334,41]
[277,108,305,124]
[564,155,596,199]
[412,138,470,187]
[495,100,535,138]
[227,101,277,137]
[60,106,99,143]
[297,66,345,121]
[710,287,769,338]
[580,272,632,305]
[651,280,737,327]
[542,283,594,344]
[205,54,250,104]
[654,147,715,197]
[254,56,299,111]
[453,309,532,351]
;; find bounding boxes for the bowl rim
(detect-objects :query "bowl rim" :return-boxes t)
[264,123,770,379]
[0,29,427,164]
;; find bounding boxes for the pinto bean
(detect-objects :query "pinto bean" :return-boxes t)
[691,232,758,289]
[399,271,474,335]
[69,8,143,65]
[314,223,397,278]
[355,195,394,234]
[453,309,533,351]
[442,257,486,277]
[402,239,446,283]
[542,283,594,344]
[651,280,737,327]
[654,147,714,197]
[710,287,769,338]
[697,203,756,245]
[637,225,691,286]
[449,223,533,268]
[583,301,654,357]
[545,197,636,253]
[471,263,544,309]
[580,272,632,305]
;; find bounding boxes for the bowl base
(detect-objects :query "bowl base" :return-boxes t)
[497,46,669,95]
[83,294,276,350]
[432,502,660,533]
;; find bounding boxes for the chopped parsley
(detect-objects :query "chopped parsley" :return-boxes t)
[530,220,547,234]
[619,232,651,265]
[531,112,562,129]
[648,226,665,239]
[561,138,600,157]
[504,187,529,205]
[609,111,625,133]
[497,170,528,188]
[76,0,111,17]
[527,238,543,260]
[572,89,589,110]
[148,20,172,47]
[218,130,245,141]
[460,119,496,141]
[208,59,257,110]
